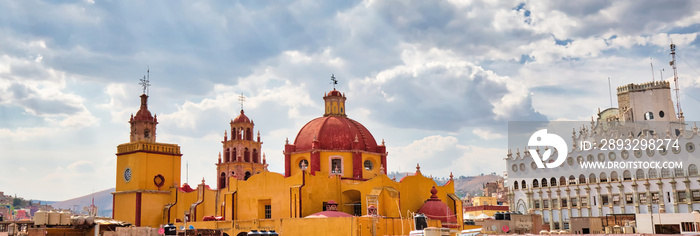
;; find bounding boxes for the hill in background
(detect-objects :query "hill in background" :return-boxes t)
[51,188,114,217]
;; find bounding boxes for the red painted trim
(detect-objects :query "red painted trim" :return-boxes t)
[353,152,362,179]
[284,152,291,177]
[310,151,320,175]
[298,170,306,218]
[135,192,142,227]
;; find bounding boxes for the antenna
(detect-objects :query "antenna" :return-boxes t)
[670,43,684,120]
[650,58,655,82]
[186,161,189,184]
[660,69,664,81]
[608,77,613,108]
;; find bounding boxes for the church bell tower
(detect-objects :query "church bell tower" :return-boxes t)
[113,72,182,227]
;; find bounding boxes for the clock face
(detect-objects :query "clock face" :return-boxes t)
[124,167,132,182]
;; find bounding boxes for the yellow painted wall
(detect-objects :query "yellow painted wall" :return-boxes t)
[113,193,135,224]
[472,196,498,206]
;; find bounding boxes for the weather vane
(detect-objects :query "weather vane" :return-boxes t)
[139,67,151,95]
[238,93,246,110]
[330,74,338,89]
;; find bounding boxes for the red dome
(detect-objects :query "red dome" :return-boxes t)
[417,186,459,228]
[293,116,378,152]
[132,94,154,122]
[327,89,343,97]
[233,110,251,123]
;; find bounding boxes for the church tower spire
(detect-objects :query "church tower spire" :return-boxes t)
[129,73,157,142]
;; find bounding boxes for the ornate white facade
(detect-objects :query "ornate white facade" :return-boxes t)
[506,80,700,230]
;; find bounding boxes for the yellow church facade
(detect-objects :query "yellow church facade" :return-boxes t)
[113,84,463,235]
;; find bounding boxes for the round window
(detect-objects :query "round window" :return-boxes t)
[659,110,665,118]
[634,150,642,158]
[621,150,629,160]
[598,153,605,162]
[364,160,374,170]
[659,145,667,155]
[608,152,616,161]
[587,154,594,162]
[298,159,309,169]
[686,142,695,153]
[567,157,574,166]
[646,148,655,157]
[512,164,518,172]
[531,162,537,170]
[520,163,525,171]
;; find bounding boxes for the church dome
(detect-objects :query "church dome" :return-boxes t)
[293,116,378,152]
[417,186,459,228]
[233,110,251,123]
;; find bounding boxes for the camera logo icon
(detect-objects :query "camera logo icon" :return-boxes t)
[528,129,568,169]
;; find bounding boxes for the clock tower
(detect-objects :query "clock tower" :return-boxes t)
[113,77,182,227]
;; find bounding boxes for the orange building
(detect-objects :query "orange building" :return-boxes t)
[112,84,463,235]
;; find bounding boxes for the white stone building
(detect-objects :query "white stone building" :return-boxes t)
[506,78,700,231]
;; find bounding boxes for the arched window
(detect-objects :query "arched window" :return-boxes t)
[621,170,630,180]
[568,175,576,185]
[533,179,539,188]
[246,128,253,141]
[610,171,619,181]
[514,181,519,190]
[661,168,671,178]
[689,164,698,176]
[636,169,645,179]
[298,159,309,169]
[560,176,566,186]
[252,149,259,163]
[244,148,250,162]
[649,169,658,178]
[675,167,684,177]
[600,172,608,183]
[233,148,237,162]
[644,111,654,120]
[541,178,548,187]
[589,173,597,183]
[224,148,231,163]
[521,180,527,189]
[579,174,586,184]
[244,171,251,180]
[219,172,226,189]
[232,128,236,140]
[550,177,557,187]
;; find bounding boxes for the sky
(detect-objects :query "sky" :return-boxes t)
[2,0,700,201]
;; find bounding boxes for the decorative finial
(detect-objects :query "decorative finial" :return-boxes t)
[263,153,267,164]
[238,93,246,111]
[285,137,289,145]
[416,163,421,174]
[138,68,151,95]
[450,172,454,180]
[201,177,206,184]
[331,74,338,89]
[354,134,359,142]
[381,139,385,146]
[392,175,396,181]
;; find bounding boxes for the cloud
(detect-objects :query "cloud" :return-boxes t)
[388,135,505,176]
[350,45,546,131]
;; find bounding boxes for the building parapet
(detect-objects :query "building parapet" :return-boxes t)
[617,81,670,94]
[117,141,181,155]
